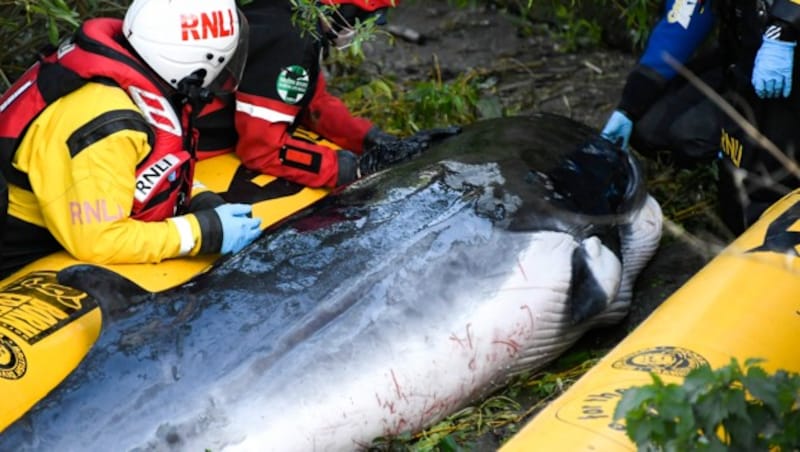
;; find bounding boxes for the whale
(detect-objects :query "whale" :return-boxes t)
[0,113,663,451]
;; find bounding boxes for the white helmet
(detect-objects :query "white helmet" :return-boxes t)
[123,0,245,89]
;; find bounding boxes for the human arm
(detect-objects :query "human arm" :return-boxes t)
[300,73,373,152]
[22,84,255,264]
[234,89,345,188]
[602,0,716,148]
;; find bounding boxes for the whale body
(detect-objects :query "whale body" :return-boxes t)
[1,114,662,451]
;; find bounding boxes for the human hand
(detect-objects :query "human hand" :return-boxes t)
[752,37,796,99]
[213,203,262,254]
[360,128,417,176]
[407,125,463,146]
[360,126,462,176]
[601,110,633,150]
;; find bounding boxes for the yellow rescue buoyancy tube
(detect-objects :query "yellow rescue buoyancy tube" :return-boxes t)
[501,188,800,451]
[0,129,335,432]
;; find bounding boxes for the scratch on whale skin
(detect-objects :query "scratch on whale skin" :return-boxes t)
[521,304,535,332]
[492,338,522,357]
[416,395,459,432]
[502,304,536,341]
[376,393,397,414]
[449,323,474,350]
[517,257,528,281]
[390,369,408,402]
[386,417,409,436]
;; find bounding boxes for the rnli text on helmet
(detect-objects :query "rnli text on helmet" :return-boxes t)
[180,9,236,41]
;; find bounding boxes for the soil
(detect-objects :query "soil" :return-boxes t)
[355,1,724,449]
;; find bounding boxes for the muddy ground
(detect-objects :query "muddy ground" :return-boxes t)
[353,1,726,449]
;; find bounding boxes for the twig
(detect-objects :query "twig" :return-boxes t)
[385,24,426,44]
[582,60,603,74]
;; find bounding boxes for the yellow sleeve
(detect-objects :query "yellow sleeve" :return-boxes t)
[15,82,207,264]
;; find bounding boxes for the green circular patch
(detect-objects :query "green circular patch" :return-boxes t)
[276,65,310,105]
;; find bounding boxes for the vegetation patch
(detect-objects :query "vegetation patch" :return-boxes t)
[615,359,800,450]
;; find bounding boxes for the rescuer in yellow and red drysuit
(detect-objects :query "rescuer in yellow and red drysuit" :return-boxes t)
[196,0,461,189]
[0,0,262,278]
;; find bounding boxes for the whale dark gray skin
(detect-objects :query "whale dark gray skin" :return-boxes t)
[0,113,662,451]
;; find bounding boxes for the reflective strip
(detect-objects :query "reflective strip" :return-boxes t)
[172,215,195,256]
[236,100,296,124]
[0,80,33,112]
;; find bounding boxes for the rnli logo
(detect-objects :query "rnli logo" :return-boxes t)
[667,0,698,29]
[134,154,182,203]
[611,346,708,377]
[180,9,236,41]
[720,127,743,167]
[0,335,27,380]
[276,66,310,105]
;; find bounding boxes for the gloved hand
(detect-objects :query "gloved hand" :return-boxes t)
[213,203,262,254]
[600,110,633,150]
[408,126,463,145]
[360,126,462,176]
[752,36,796,99]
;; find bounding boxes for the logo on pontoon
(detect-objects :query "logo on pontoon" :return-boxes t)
[276,65,309,104]
[0,271,94,345]
[556,383,633,438]
[0,334,26,380]
[611,346,708,377]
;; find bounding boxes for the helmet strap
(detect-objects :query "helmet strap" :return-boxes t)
[175,70,214,158]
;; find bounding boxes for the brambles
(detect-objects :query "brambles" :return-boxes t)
[0,0,125,88]
[614,358,800,450]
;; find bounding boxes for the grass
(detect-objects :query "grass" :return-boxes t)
[368,349,608,450]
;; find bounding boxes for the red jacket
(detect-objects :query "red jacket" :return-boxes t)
[197,1,372,188]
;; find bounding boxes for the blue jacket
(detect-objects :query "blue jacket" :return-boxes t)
[617,0,717,120]
[640,0,717,81]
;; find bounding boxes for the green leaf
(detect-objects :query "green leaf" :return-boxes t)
[614,385,655,421]
[615,358,800,451]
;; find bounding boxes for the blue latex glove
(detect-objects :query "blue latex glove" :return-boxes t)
[601,110,633,150]
[214,203,262,254]
[752,37,796,99]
